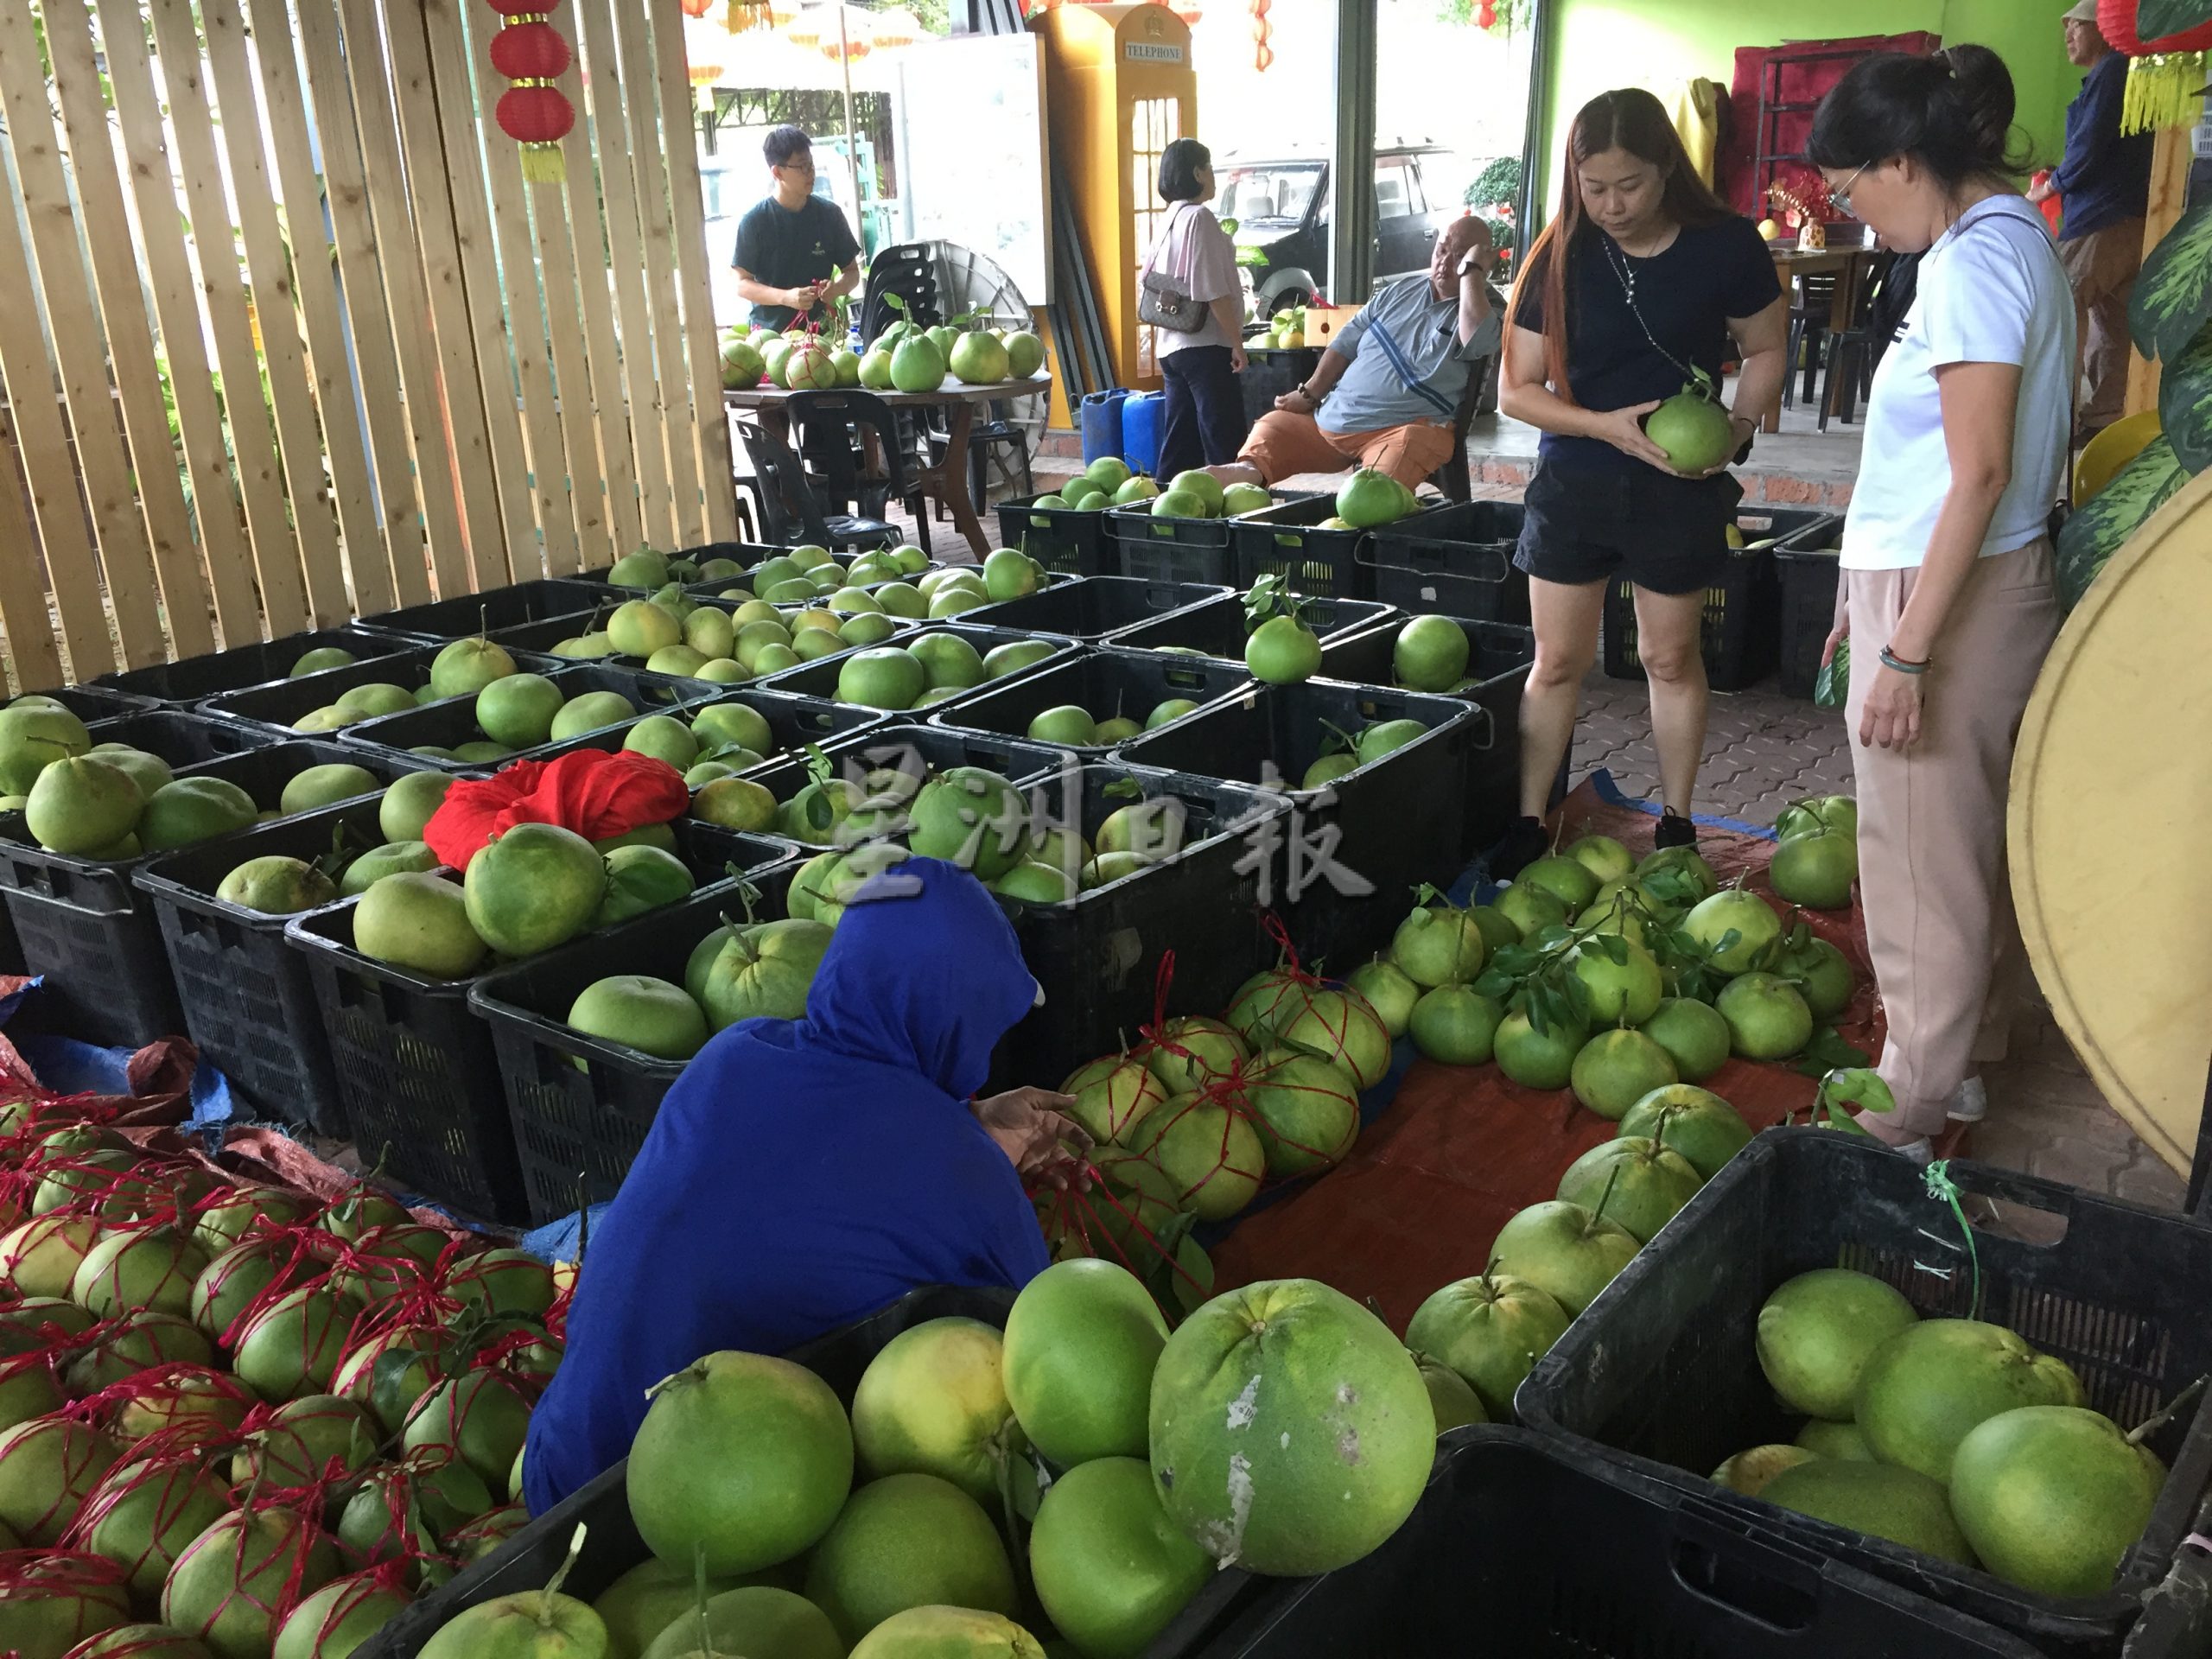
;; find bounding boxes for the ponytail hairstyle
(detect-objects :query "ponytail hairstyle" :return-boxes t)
[1808,44,2027,188]
[1506,87,1732,400]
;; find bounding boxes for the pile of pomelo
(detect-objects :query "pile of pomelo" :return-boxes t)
[419,1269,1442,1658]
[829,606,1054,715]
[1710,1268,2162,1599]
[1768,792,1859,912]
[1023,693,1205,748]
[0,1102,567,1657]
[1036,458,1162,516]
[284,635,532,739]
[1130,470,1273,524]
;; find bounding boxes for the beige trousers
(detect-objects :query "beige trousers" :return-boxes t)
[2061,218,2145,439]
[1845,539,2063,1134]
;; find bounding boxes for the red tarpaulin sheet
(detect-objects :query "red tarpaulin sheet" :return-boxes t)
[1209,780,1955,1332]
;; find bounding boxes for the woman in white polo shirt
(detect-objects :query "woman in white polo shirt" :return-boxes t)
[1810,46,2075,1159]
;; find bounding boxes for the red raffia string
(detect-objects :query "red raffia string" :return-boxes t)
[62,1433,233,1586]
[213,1226,345,1353]
[232,1394,378,1491]
[0,1411,119,1541]
[0,1548,130,1637]
[167,1497,338,1648]
[1030,1164,1207,1298]
[1135,951,1198,1072]
[86,1359,253,1440]
[292,1562,417,1643]
[340,1446,480,1573]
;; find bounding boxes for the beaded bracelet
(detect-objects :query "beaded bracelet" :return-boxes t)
[1878,646,1929,676]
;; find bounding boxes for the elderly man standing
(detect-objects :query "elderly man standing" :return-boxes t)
[1207,215,1501,491]
[2030,1,2156,441]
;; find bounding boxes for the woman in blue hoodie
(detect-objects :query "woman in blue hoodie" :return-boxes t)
[523,857,1086,1512]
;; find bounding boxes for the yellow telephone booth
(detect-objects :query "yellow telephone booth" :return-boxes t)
[1033,3,1198,392]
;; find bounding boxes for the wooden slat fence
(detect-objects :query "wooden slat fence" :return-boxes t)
[0,0,734,690]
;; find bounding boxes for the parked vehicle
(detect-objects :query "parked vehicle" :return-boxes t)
[1214,143,1474,316]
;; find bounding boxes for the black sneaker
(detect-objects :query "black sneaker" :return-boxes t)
[1654,809,1697,851]
[1491,816,1549,880]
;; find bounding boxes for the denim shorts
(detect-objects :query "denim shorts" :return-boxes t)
[1513,454,1742,595]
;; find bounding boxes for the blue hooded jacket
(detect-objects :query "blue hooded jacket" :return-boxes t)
[522,857,1051,1512]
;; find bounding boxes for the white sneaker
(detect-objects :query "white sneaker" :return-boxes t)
[1948,1076,1988,1124]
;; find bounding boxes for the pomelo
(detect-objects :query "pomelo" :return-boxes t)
[1345,957,1419,1037]
[1681,887,1782,975]
[1798,1418,1876,1460]
[271,1573,411,1659]
[1128,1096,1264,1220]
[216,855,338,915]
[1145,696,1200,730]
[87,744,174,802]
[1489,1200,1639,1315]
[1390,902,1485,988]
[340,839,438,897]
[430,637,516,700]
[0,1554,131,1656]
[1058,1054,1166,1147]
[1354,719,1426,766]
[232,1284,362,1400]
[909,768,1027,877]
[1644,385,1738,474]
[1492,1009,1586,1090]
[851,1318,1022,1505]
[1150,488,1209,520]
[639,1586,842,1659]
[1245,616,1320,683]
[1029,1456,1211,1659]
[1519,855,1600,912]
[1555,1136,1700,1243]
[1949,1405,2161,1597]
[592,1558,749,1659]
[1148,1279,1432,1573]
[1758,1459,1974,1565]
[336,1452,491,1564]
[1491,881,1566,940]
[477,673,566,749]
[803,1471,1017,1644]
[1567,833,1636,885]
[1405,1269,1572,1421]
[1712,1444,1819,1497]
[1244,1049,1360,1175]
[65,1625,212,1659]
[1221,481,1272,515]
[1617,1084,1753,1180]
[691,702,773,756]
[889,334,947,394]
[569,976,708,1060]
[1777,795,1858,842]
[0,1415,122,1542]
[1002,1260,1168,1467]
[139,777,258,852]
[1391,615,1470,692]
[629,1350,853,1575]
[1027,705,1098,746]
[910,632,989,690]
[1854,1319,2084,1482]
[1770,826,1858,911]
[161,1504,344,1656]
[646,645,710,679]
[465,823,603,957]
[949,331,1012,385]
[276,764,380,817]
[609,599,684,659]
[1778,933,1856,1020]
[0,700,91,794]
[1419,1356,1488,1431]
[71,1226,208,1320]
[837,648,926,711]
[402,1370,533,1489]
[551,690,640,741]
[1715,973,1812,1060]
[416,1585,607,1659]
[1408,985,1503,1065]
[1570,1027,1680,1120]
[353,873,486,978]
[1086,457,1133,493]
[692,777,777,832]
[849,1606,1044,1659]
[230,1395,378,1490]
[26,756,141,854]
[1335,467,1407,528]
[1637,998,1732,1083]
[609,548,673,588]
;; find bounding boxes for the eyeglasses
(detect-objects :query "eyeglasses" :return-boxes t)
[1829,162,1872,218]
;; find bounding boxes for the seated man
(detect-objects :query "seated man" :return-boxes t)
[521,856,1087,1512]
[1212,215,1502,491]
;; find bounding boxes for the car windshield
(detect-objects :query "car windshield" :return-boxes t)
[1215,163,1323,226]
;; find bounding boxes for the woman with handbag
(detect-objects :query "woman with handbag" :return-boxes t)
[1145,138,1249,480]
[1810,48,2074,1158]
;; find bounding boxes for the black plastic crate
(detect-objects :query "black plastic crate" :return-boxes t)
[16,683,156,722]
[335,663,718,771]
[1116,678,1473,965]
[1776,527,1845,702]
[468,867,803,1224]
[1106,493,1319,587]
[494,687,889,785]
[994,761,1290,1087]
[1601,507,1839,693]
[197,643,556,735]
[817,721,1074,797]
[1230,495,1491,601]
[93,626,414,706]
[998,493,1118,577]
[353,579,613,644]
[958,575,1231,640]
[1110,593,1399,664]
[1517,1130,2212,1656]
[0,720,354,1048]
[756,624,1079,716]
[283,827,791,1225]
[1203,1427,2046,1659]
[352,1283,1267,1659]
[928,645,1253,756]
[1363,499,1529,623]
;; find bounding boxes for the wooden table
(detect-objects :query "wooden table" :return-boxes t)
[1767,245,1882,431]
[725,373,1052,558]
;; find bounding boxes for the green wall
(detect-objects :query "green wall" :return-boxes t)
[1534,0,2080,217]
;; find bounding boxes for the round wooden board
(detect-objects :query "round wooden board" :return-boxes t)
[2012,466,2212,1174]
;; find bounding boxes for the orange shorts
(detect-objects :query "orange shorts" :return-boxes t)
[1238,410,1458,488]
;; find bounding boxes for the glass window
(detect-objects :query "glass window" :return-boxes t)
[1212,162,1324,224]
[1375,156,1415,220]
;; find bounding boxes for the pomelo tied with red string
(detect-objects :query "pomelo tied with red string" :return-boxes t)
[0,1551,132,1657]
[0,1416,122,1545]
[274,1572,415,1659]
[1126,1091,1266,1222]
[161,1503,345,1658]
[1222,942,1392,1090]
[1058,1051,1169,1147]
[75,1448,232,1601]
[1242,1049,1361,1177]
[1149,1279,1433,1574]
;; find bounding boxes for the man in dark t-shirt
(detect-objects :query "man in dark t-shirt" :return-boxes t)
[734,124,863,332]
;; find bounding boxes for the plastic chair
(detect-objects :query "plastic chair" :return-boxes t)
[783,388,931,554]
[730,417,905,554]
[1782,273,1839,412]
[859,244,941,343]
[2076,410,2163,504]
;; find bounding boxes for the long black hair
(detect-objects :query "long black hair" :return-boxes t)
[1158,138,1212,205]
[1808,45,2027,187]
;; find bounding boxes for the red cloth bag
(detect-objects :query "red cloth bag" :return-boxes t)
[422,749,689,871]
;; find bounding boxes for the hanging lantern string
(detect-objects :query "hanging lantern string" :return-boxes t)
[484,0,578,184]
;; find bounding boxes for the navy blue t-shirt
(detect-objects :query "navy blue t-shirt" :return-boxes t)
[1514,216,1782,473]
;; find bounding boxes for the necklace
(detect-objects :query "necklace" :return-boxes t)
[1598,232,1698,382]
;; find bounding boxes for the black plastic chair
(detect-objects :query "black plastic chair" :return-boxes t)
[1783,272,1839,412]
[859,244,941,343]
[1816,256,1898,431]
[731,417,904,554]
[783,389,931,553]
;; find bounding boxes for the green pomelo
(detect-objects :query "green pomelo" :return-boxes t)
[353,873,487,979]
[1715,973,1813,1060]
[1335,467,1408,529]
[1854,1319,2085,1482]
[1682,888,1783,976]
[336,1452,492,1562]
[1408,985,1503,1066]
[1220,481,1272,515]
[1777,794,1859,842]
[1419,1356,1488,1431]
[465,823,603,957]
[691,702,772,757]
[1770,827,1858,910]
[279,764,381,817]
[0,701,91,794]
[592,1559,747,1659]
[1637,998,1733,1083]
[836,648,926,710]
[1345,958,1420,1037]
[1404,1270,1572,1421]
[1569,939,1664,1026]
[0,1215,105,1300]
[271,1575,413,1659]
[341,839,438,898]
[1618,1085,1754,1180]
[623,715,700,772]
[1644,387,1738,474]
[1245,1050,1360,1175]
[1390,903,1486,988]
[909,768,1027,877]
[231,1394,377,1490]
[87,745,175,801]
[452,741,512,764]
[1949,1405,2162,1598]
[1712,1444,1820,1497]
[1570,1028,1680,1122]
[26,756,142,854]
[334,683,417,719]
[608,599,683,658]
[1758,1459,1975,1566]
[639,1586,841,1659]
[593,846,693,925]
[908,632,988,690]
[0,1557,131,1655]
[628,1349,854,1576]
[1148,1279,1433,1574]
[162,1505,343,1658]
[1555,1135,1701,1243]
[415,1591,607,1659]
[1491,881,1567,940]
[569,976,707,1060]
[402,1370,533,1488]
[1783,935,1857,1021]
[1027,705,1098,746]
[1798,1418,1877,1460]
[1244,616,1321,684]
[232,1284,363,1399]
[553,690,640,741]
[1391,615,1470,692]
[478,674,566,749]
[1140,1015,1245,1096]
[851,1317,1021,1505]
[1567,833,1637,885]
[1144,696,1199,730]
[982,547,1042,601]
[804,1471,1016,1644]
[1354,719,1426,766]
[1029,1456,1211,1659]
[68,1627,214,1659]
[1001,1259,1168,1467]
[1058,1054,1166,1147]
[1492,1010,1586,1091]
[0,1415,122,1543]
[216,855,337,916]
[140,777,259,852]
[71,1226,208,1320]
[849,1605,1044,1659]
[1490,1201,1640,1315]
[1128,1097,1263,1221]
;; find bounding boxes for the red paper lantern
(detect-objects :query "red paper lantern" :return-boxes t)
[681,0,713,13]
[1249,0,1270,71]
[2096,0,2212,130]
[1476,0,1497,25]
[498,84,575,181]
[482,0,550,14]
[490,20,571,80]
